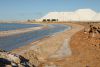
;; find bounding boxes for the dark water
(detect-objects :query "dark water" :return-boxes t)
[0,23,42,31]
[0,24,71,51]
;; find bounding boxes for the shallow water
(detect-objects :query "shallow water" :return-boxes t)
[0,24,71,51]
[0,23,42,31]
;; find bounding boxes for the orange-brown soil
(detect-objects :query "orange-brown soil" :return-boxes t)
[48,29,100,67]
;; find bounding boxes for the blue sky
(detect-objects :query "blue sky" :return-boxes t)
[0,0,100,20]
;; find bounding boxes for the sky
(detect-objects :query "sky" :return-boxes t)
[0,0,100,20]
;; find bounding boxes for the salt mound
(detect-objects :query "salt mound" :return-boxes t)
[75,9,96,21]
[37,9,100,22]
[93,13,100,21]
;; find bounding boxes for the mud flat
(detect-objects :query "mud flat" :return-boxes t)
[12,22,84,66]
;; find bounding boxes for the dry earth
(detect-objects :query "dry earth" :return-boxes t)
[45,22,100,67]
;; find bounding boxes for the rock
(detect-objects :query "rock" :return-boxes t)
[22,50,42,67]
[0,49,6,52]
[84,25,100,38]
[6,65,12,67]
[0,49,33,67]
[0,58,11,66]
[11,62,18,67]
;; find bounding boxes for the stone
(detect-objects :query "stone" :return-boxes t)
[0,49,33,67]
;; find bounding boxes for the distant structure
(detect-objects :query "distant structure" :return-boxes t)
[36,9,100,22]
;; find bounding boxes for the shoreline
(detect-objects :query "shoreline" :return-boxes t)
[0,25,46,37]
[11,22,84,65]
